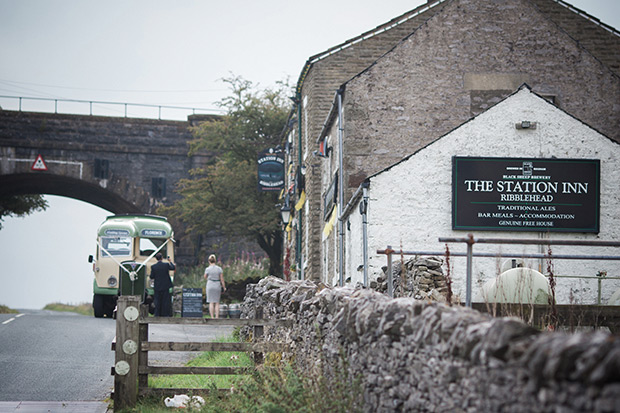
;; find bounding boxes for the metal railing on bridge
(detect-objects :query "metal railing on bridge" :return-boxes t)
[0,94,222,121]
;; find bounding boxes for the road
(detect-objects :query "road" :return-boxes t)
[0,309,115,402]
[0,309,234,403]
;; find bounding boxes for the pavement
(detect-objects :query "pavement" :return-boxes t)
[0,401,110,412]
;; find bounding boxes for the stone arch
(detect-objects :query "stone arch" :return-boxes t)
[0,173,150,214]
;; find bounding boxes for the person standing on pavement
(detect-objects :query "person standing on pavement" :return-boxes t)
[204,254,226,318]
[149,253,175,316]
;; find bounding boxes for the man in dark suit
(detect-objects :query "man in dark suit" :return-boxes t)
[149,253,175,316]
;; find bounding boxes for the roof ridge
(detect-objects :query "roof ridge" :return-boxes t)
[295,0,451,94]
[307,0,450,65]
[553,0,620,37]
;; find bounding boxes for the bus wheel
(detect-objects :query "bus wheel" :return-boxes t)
[104,297,116,318]
[93,294,104,318]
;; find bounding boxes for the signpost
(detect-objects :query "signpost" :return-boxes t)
[452,157,600,233]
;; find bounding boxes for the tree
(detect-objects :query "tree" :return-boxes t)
[163,77,290,276]
[0,194,48,230]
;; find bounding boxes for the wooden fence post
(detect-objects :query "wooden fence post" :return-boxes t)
[253,306,264,365]
[114,296,140,410]
[138,304,149,394]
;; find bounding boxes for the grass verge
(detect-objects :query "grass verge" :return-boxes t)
[118,333,362,412]
[43,302,94,316]
[0,304,18,314]
[148,334,253,390]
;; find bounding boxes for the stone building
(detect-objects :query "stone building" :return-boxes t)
[341,86,620,304]
[282,0,620,288]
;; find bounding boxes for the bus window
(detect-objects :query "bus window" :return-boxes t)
[139,238,166,257]
[101,236,132,257]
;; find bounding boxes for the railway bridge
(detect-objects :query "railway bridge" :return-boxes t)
[0,108,216,260]
[0,109,214,212]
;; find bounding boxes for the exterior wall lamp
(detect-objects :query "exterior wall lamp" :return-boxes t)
[280,204,292,225]
[515,121,537,129]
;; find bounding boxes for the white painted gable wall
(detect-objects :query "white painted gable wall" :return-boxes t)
[345,88,620,304]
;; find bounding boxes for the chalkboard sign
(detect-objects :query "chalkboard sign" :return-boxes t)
[182,288,203,317]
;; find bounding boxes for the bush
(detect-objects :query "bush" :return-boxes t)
[175,255,269,290]
[0,304,18,314]
[43,302,93,316]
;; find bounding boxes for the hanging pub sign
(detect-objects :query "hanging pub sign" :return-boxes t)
[257,148,285,191]
[452,157,600,233]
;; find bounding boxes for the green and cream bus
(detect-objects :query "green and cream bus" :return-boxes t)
[89,214,175,318]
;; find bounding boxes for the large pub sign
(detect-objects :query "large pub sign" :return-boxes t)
[452,157,600,233]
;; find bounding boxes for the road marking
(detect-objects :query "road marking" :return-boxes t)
[2,318,15,325]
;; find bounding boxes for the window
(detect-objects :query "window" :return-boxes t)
[94,159,109,179]
[100,236,132,257]
[152,177,166,199]
[139,238,166,257]
[323,173,338,221]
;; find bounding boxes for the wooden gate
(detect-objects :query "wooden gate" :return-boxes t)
[112,296,289,410]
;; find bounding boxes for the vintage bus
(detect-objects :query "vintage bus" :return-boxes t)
[89,214,175,318]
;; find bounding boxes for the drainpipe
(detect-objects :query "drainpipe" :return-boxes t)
[337,87,345,286]
[361,181,370,287]
[296,92,303,280]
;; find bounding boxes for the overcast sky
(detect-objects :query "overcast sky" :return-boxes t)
[1,0,619,309]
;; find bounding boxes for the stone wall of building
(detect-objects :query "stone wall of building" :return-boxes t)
[342,0,620,201]
[294,1,450,281]
[243,277,620,412]
[528,0,620,76]
[296,0,620,286]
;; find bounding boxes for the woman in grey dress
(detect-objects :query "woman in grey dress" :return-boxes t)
[204,254,226,318]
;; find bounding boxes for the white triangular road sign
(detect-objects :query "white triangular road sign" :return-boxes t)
[31,154,48,171]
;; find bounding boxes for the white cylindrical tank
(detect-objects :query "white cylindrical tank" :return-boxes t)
[608,288,620,305]
[481,267,552,304]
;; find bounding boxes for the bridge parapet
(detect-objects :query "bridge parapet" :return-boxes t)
[0,94,220,121]
[0,109,215,214]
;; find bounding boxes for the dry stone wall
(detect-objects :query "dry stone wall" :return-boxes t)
[242,277,620,412]
[372,257,452,303]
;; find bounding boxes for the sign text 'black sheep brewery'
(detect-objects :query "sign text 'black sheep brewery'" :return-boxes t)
[257,148,285,192]
[452,157,600,233]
